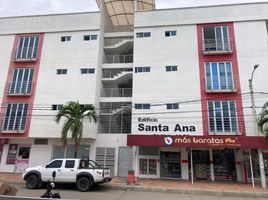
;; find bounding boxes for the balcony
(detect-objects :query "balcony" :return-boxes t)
[104,38,133,54]
[12,47,38,62]
[103,54,133,64]
[7,81,33,96]
[101,88,132,97]
[204,75,238,93]
[202,38,233,55]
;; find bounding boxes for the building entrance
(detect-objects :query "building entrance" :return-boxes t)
[190,150,210,179]
[160,151,181,179]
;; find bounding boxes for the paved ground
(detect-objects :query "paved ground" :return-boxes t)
[1,172,268,198]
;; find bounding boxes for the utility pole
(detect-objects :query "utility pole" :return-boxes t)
[249,64,266,189]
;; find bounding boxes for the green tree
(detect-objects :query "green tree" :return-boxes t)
[258,102,268,141]
[55,101,97,158]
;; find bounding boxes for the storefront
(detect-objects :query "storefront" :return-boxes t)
[128,135,268,182]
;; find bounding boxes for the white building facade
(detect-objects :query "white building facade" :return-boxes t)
[0,1,268,185]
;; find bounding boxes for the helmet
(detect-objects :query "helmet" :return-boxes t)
[50,182,55,188]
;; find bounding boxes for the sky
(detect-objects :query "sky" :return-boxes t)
[0,0,268,17]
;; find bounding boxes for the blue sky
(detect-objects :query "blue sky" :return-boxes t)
[0,0,267,17]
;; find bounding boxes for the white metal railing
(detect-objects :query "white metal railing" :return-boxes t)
[209,117,238,133]
[101,88,132,97]
[99,102,131,114]
[1,117,27,132]
[102,68,133,79]
[104,54,133,63]
[205,75,237,91]
[8,81,33,95]
[104,37,133,47]
[13,47,38,61]
[105,25,134,33]
[202,38,232,53]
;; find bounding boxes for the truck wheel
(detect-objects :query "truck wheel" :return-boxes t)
[76,177,92,192]
[26,174,39,189]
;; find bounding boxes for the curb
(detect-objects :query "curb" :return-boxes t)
[109,185,268,198]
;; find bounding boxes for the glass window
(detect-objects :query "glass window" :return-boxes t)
[166,103,179,110]
[96,147,115,176]
[3,103,28,131]
[208,100,238,133]
[139,147,159,155]
[80,68,95,74]
[136,32,151,38]
[135,67,150,73]
[61,36,71,42]
[10,68,34,95]
[65,160,75,168]
[16,36,39,59]
[56,69,67,75]
[165,66,177,72]
[52,145,90,159]
[52,104,63,110]
[205,62,234,91]
[165,31,177,37]
[135,104,150,109]
[84,35,98,41]
[46,160,63,168]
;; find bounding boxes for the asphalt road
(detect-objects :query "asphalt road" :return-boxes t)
[15,184,266,200]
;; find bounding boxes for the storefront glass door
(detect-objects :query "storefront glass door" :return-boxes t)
[160,152,181,178]
[189,150,210,179]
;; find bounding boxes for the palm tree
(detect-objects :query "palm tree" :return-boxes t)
[55,101,97,158]
[258,101,268,141]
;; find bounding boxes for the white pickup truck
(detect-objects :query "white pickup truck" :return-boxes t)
[22,158,112,192]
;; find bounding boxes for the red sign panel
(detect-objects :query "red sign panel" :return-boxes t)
[127,135,268,149]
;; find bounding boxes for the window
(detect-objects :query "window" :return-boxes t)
[61,36,71,42]
[96,147,115,176]
[3,103,28,131]
[15,36,39,60]
[165,65,177,72]
[34,139,48,145]
[80,68,95,74]
[83,35,97,41]
[65,160,75,168]
[52,104,63,110]
[135,67,150,73]
[166,103,179,110]
[136,32,151,38]
[9,68,34,95]
[203,26,230,51]
[165,31,177,37]
[56,69,67,75]
[52,145,90,159]
[205,62,234,91]
[208,100,238,133]
[46,160,63,168]
[135,104,150,109]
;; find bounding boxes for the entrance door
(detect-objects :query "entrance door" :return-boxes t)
[118,147,133,177]
[160,152,181,178]
[14,146,31,173]
[213,149,237,181]
[190,150,210,180]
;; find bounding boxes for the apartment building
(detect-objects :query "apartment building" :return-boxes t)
[0,0,268,185]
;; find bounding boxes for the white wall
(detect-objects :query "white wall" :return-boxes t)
[132,25,202,135]
[235,20,268,136]
[30,30,100,138]
[0,35,14,101]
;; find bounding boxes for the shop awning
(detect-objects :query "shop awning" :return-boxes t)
[95,0,155,25]
[127,134,268,149]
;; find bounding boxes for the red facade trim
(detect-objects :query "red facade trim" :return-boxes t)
[0,33,44,137]
[196,22,246,136]
[127,134,268,149]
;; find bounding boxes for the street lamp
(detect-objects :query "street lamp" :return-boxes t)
[248,64,266,189]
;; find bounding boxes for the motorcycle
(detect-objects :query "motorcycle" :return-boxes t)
[40,171,61,199]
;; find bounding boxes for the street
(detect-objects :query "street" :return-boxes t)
[14,184,266,200]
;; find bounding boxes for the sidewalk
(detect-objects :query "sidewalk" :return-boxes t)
[1,172,268,198]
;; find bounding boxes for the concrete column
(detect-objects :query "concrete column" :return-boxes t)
[209,149,215,181]
[181,148,189,180]
[235,149,244,182]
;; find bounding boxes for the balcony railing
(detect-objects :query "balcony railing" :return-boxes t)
[8,81,33,95]
[202,38,233,54]
[104,54,133,64]
[99,102,132,115]
[1,117,27,133]
[205,75,237,92]
[104,37,133,47]
[105,25,134,33]
[12,47,38,61]
[101,88,132,97]
[102,68,133,79]
[209,117,238,133]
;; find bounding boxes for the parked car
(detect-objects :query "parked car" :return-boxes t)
[22,158,112,192]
